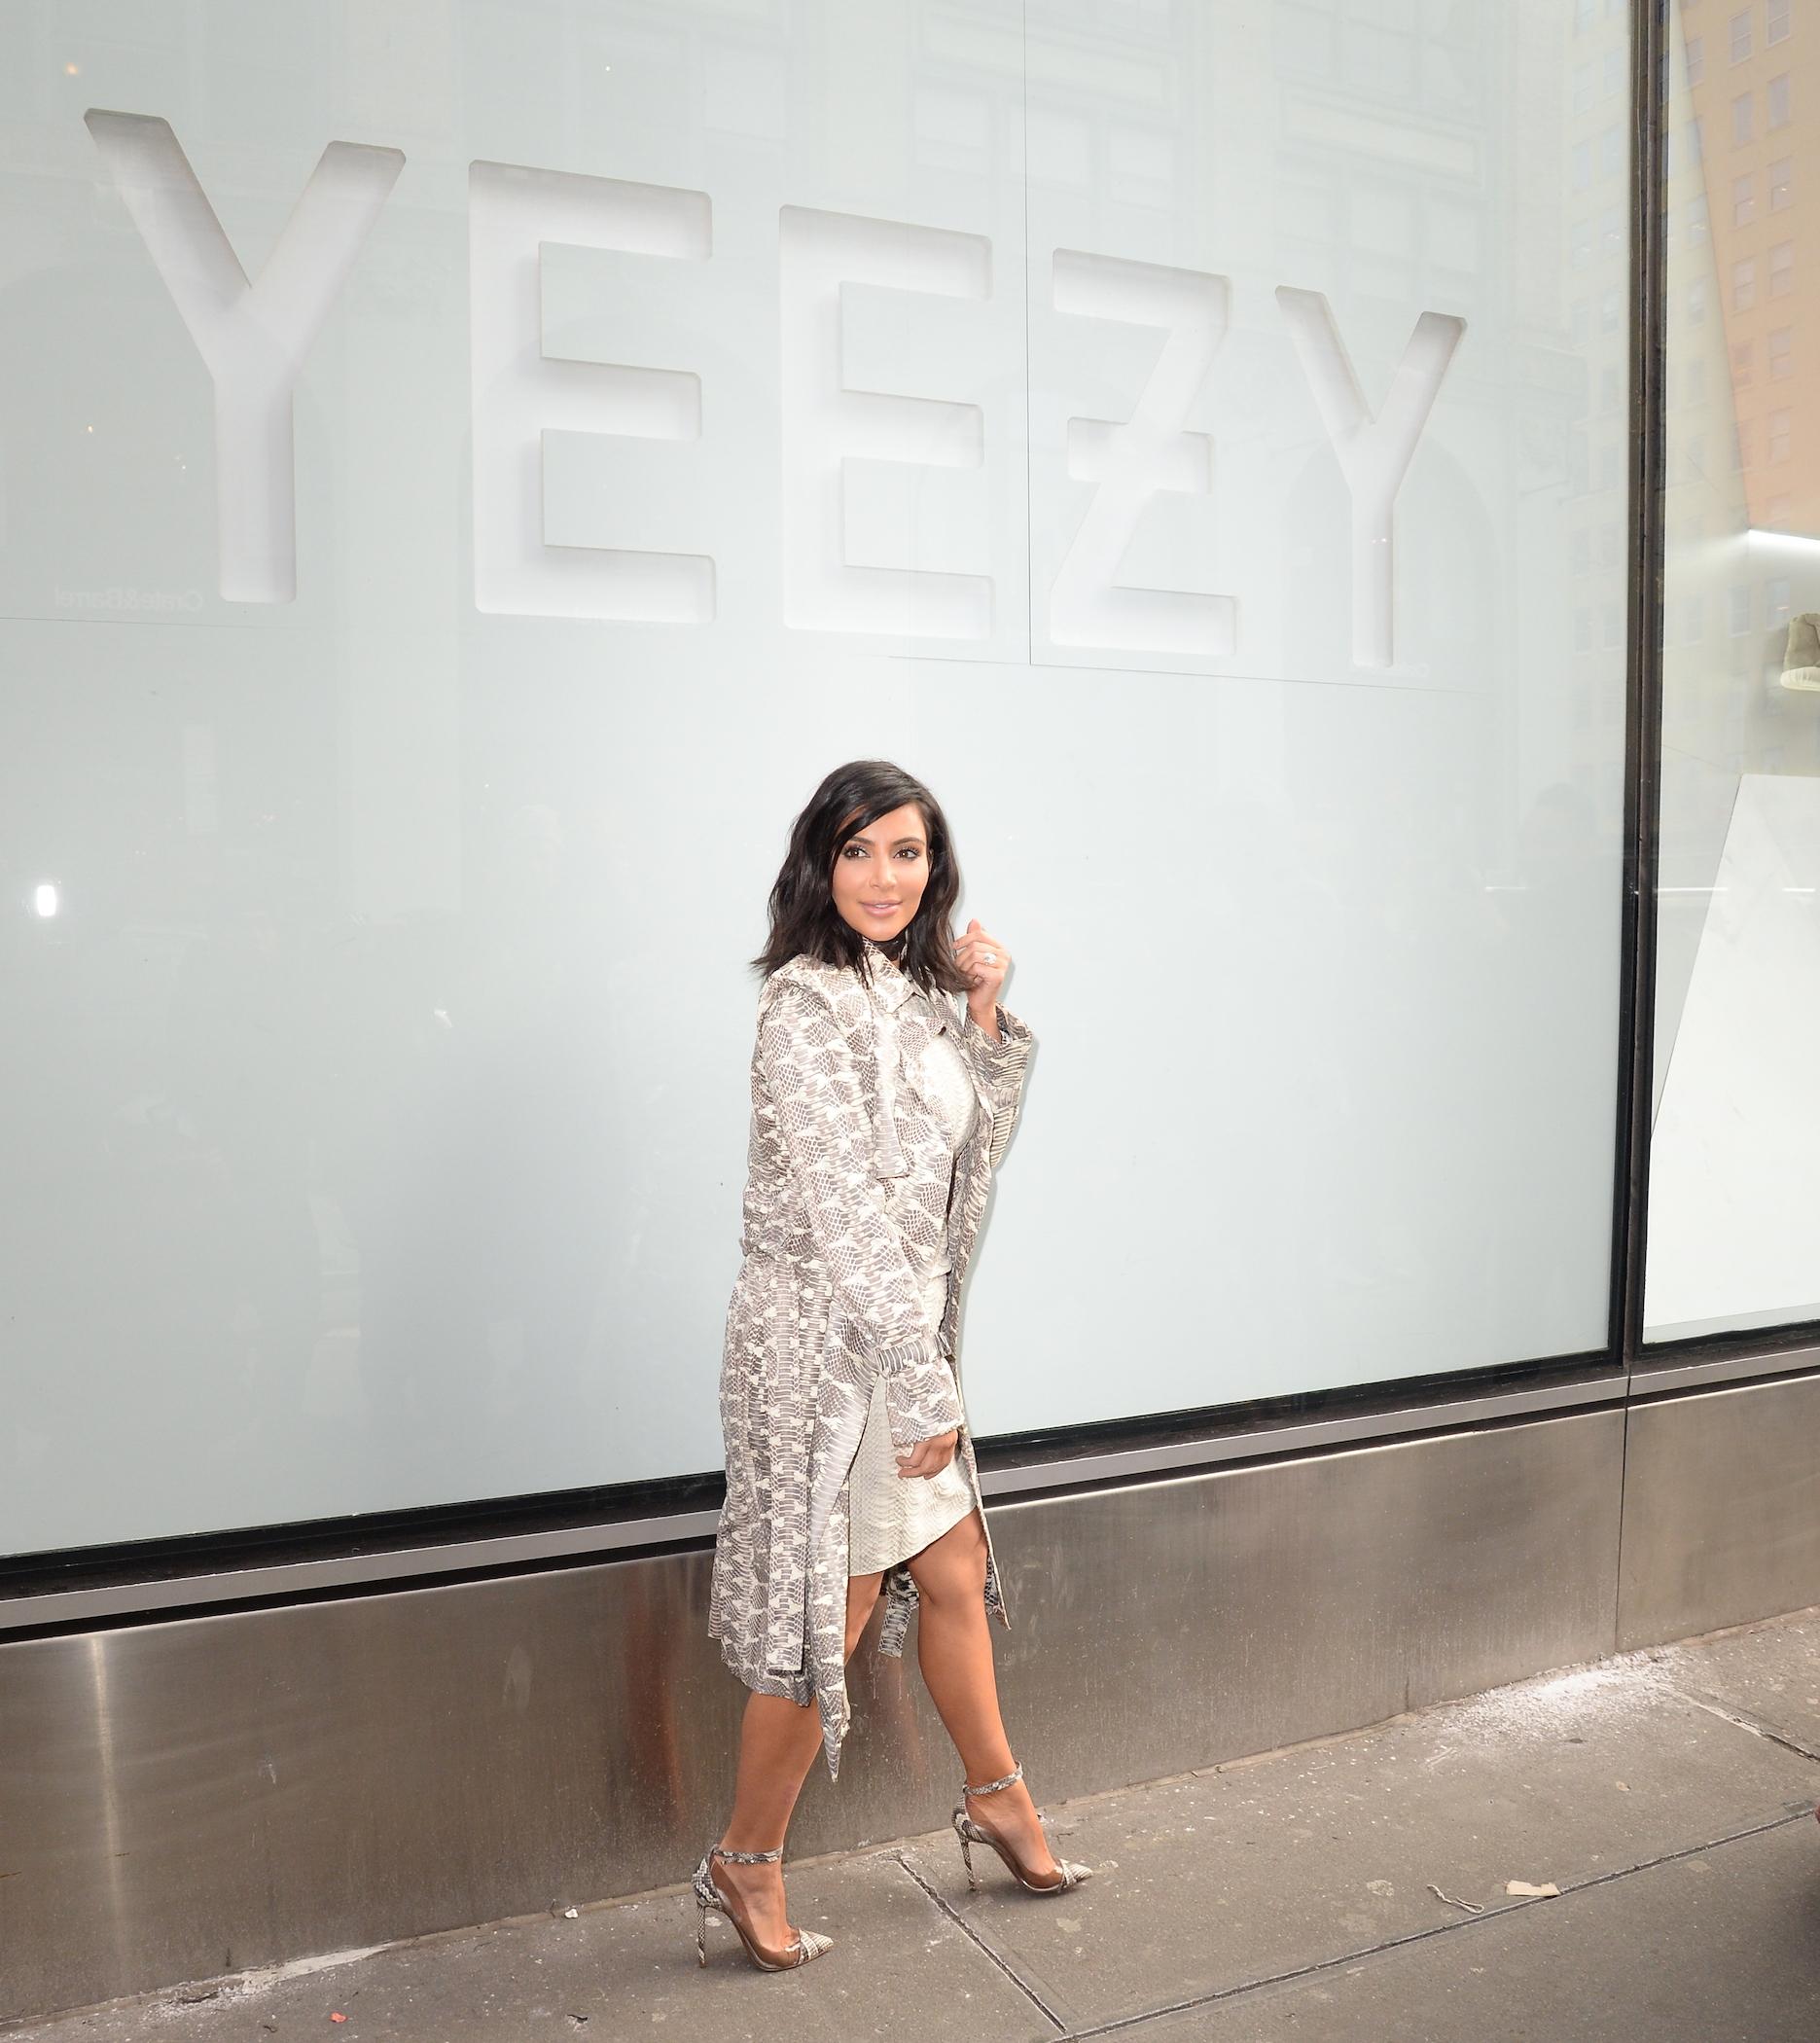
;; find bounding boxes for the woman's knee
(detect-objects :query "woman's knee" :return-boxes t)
[909,1513,987,1604]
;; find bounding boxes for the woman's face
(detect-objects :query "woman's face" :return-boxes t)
[829,802,931,945]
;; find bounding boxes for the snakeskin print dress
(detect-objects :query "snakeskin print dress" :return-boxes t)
[708,935,1035,1779]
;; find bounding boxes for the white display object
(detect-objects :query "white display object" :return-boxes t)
[1646,773,1820,1338]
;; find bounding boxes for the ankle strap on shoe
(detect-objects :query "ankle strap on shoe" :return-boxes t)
[712,1844,784,1863]
[963,1762,1023,1797]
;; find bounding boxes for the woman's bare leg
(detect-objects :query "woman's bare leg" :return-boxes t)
[905,1511,1061,1881]
[710,1572,883,1947]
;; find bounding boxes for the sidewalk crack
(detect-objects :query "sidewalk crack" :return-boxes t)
[1671,1689,1820,1765]
[892,1850,1067,2032]
[1055,1807,1817,2040]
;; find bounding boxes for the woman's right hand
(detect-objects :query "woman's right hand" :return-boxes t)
[895,1428,959,1480]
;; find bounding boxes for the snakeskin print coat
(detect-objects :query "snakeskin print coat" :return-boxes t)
[707,937,1035,1778]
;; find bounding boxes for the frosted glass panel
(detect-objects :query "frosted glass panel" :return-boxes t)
[0,0,1627,1557]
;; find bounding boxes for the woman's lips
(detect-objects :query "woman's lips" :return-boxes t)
[862,902,899,916]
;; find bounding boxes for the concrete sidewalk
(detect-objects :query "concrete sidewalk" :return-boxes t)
[10,1607,1819,2043]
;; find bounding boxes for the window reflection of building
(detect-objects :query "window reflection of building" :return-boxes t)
[1680,0,1812,534]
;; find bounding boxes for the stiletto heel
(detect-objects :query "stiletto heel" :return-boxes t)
[950,1762,1091,1895]
[689,1845,835,1972]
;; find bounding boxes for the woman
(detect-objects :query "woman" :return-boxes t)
[695,760,1089,1972]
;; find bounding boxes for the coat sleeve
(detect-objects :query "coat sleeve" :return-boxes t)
[956,1000,1035,1171]
[756,978,965,1448]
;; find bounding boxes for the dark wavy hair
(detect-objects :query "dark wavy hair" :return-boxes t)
[750,759,973,997]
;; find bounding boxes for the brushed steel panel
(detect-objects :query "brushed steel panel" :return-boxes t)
[1618,1373,1820,1649]
[0,1412,1623,2025]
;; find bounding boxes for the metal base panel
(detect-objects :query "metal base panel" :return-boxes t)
[3,1384,1814,2025]
[1619,1369,1820,1648]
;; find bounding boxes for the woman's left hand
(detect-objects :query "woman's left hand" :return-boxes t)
[896,1428,959,1479]
[954,918,1009,1012]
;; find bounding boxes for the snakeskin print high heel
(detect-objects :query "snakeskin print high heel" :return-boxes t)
[690,1845,835,1971]
[951,1763,1092,1894]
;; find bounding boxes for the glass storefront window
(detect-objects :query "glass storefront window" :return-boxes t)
[3,0,1631,1559]
[1646,0,1820,1341]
